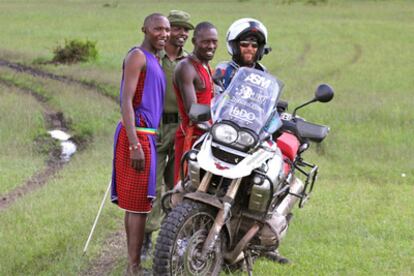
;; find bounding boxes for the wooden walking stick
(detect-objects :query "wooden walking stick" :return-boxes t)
[83,180,112,255]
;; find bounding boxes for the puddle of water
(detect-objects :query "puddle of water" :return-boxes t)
[48,129,77,162]
[48,129,71,141]
[60,141,77,162]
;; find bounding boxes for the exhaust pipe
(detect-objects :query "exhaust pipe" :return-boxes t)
[259,178,304,247]
[276,177,304,216]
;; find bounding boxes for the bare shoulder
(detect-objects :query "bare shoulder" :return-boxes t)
[175,58,195,78]
[125,48,146,70]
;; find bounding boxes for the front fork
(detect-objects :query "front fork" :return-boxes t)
[197,173,242,261]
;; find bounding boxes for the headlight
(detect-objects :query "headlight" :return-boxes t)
[212,123,238,144]
[237,130,256,147]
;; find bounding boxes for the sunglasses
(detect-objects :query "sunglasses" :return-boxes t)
[239,41,258,49]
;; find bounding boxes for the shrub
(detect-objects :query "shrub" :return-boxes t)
[103,0,119,8]
[52,39,98,64]
[281,0,328,4]
[306,0,328,5]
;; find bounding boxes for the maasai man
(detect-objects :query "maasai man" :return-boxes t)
[141,10,194,261]
[110,13,170,275]
[173,22,218,185]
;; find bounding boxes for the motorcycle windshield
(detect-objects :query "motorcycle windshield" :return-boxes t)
[212,67,282,135]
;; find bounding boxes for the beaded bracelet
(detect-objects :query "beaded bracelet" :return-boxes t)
[128,143,141,151]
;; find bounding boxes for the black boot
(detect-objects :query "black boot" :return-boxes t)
[263,249,290,264]
[140,232,153,262]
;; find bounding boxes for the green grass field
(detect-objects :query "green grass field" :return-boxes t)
[0,84,46,194]
[0,0,413,275]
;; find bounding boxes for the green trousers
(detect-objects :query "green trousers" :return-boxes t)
[145,122,178,233]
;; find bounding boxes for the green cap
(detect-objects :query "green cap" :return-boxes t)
[167,10,194,30]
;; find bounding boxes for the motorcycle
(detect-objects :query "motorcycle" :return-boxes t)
[153,67,334,275]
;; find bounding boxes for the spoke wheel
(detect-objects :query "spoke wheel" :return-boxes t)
[153,202,223,276]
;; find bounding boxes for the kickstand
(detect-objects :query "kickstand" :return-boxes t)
[244,250,253,276]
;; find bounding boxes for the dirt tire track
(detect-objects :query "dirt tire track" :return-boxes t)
[80,230,126,276]
[351,43,362,65]
[296,42,311,67]
[276,42,311,73]
[0,59,118,103]
[0,79,71,211]
[0,162,64,210]
[313,43,362,82]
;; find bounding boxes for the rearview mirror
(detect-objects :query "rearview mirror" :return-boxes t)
[292,84,334,117]
[315,84,334,103]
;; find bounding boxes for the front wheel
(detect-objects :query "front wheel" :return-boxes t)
[153,201,224,276]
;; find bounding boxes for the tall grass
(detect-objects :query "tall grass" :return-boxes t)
[0,84,47,194]
[0,137,123,275]
[0,68,122,274]
[0,67,119,141]
[0,0,413,274]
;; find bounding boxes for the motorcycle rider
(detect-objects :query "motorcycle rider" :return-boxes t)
[213,18,270,93]
[213,18,290,265]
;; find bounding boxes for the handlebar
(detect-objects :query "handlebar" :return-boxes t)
[279,113,330,143]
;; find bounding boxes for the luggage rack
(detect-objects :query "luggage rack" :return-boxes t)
[290,157,319,208]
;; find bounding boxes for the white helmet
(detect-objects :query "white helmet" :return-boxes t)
[226,18,268,62]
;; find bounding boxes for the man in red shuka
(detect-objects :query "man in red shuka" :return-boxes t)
[173,22,218,185]
[110,13,170,275]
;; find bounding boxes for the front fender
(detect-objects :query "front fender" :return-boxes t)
[183,192,233,248]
